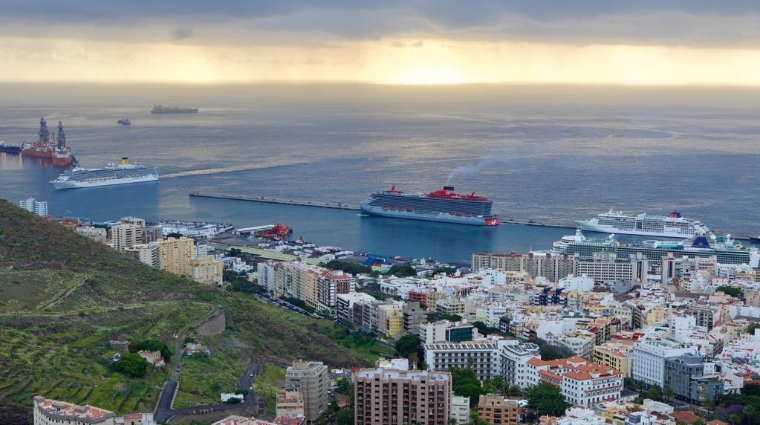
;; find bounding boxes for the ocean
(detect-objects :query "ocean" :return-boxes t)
[0,83,758,263]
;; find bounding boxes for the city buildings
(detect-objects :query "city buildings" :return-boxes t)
[354,368,452,425]
[32,396,155,425]
[286,361,328,423]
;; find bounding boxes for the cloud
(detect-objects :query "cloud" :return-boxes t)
[411,41,424,48]
[2,0,760,49]
[390,41,406,48]
[171,26,194,40]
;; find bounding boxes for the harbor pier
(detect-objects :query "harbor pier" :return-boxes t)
[189,191,360,210]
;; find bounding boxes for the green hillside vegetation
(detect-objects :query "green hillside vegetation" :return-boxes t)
[0,200,370,423]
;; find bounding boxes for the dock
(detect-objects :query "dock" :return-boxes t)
[189,191,359,210]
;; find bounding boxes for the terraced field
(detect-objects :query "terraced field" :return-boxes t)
[0,200,372,423]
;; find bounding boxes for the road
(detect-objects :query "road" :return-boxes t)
[154,363,262,423]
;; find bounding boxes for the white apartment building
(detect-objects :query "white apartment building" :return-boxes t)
[574,253,647,284]
[20,197,48,216]
[525,356,623,407]
[424,341,498,382]
[125,243,160,268]
[631,338,697,387]
[336,292,377,325]
[497,339,541,388]
[111,224,142,252]
[190,255,224,285]
[450,394,471,425]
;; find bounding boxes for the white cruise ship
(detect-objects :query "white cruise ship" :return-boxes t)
[576,209,711,239]
[50,157,158,190]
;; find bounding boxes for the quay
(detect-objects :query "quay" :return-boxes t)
[189,191,359,210]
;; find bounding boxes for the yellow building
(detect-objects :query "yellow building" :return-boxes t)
[377,304,404,340]
[190,255,223,285]
[157,237,195,277]
[593,341,633,378]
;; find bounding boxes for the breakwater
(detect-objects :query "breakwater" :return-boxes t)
[189,191,359,210]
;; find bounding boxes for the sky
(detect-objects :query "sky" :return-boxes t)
[2,1,760,85]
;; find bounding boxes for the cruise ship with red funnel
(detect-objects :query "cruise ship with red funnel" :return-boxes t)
[360,186,500,226]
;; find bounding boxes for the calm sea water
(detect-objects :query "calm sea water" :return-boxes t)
[0,84,758,263]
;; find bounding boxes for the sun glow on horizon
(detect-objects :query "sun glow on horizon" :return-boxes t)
[3,36,760,86]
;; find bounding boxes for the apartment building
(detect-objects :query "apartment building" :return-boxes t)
[497,340,541,388]
[436,298,466,316]
[664,354,724,405]
[157,237,195,277]
[575,253,647,284]
[593,341,633,378]
[33,396,116,425]
[125,243,160,267]
[276,389,305,418]
[526,356,623,407]
[424,341,498,382]
[336,292,377,325]
[471,252,576,282]
[631,338,697,387]
[111,224,142,252]
[477,395,520,425]
[20,198,48,216]
[286,361,328,423]
[354,368,452,425]
[190,255,224,285]
[378,303,404,340]
[403,301,427,335]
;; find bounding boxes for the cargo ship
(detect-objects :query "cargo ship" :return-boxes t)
[576,209,711,239]
[50,157,158,189]
[360,186,500,226]
[150,105,198,114]
[0,141,21,154]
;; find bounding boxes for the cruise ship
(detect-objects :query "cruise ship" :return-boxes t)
[50,157,158,189]
[550,229,757,266]
[359,186,500,226]
[576,209,711,238]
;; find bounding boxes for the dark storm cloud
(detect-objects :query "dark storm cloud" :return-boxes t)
[2,0,760,46]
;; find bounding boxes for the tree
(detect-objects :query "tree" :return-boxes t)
[336,408,354,425]
[646,385,663,402]
[130,339,172,363]
[396,334,421,358]
[387,265,417,277]
[113,353,149,378]
[529,338,575,361]
[449,368,483,408]
[664,386,675,401]
[527,382,571,417]
[717,285,742,298]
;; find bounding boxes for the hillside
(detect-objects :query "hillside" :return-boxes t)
[0,200,370,423]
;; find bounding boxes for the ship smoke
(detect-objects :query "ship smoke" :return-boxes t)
[446,158,500,185]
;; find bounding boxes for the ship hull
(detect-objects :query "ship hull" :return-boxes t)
[21,149,53,158]
[0,147,21,154]
[52,175,158,190]
[576,220,700,239]
[52,156,72,166]
[360,202,499,226]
